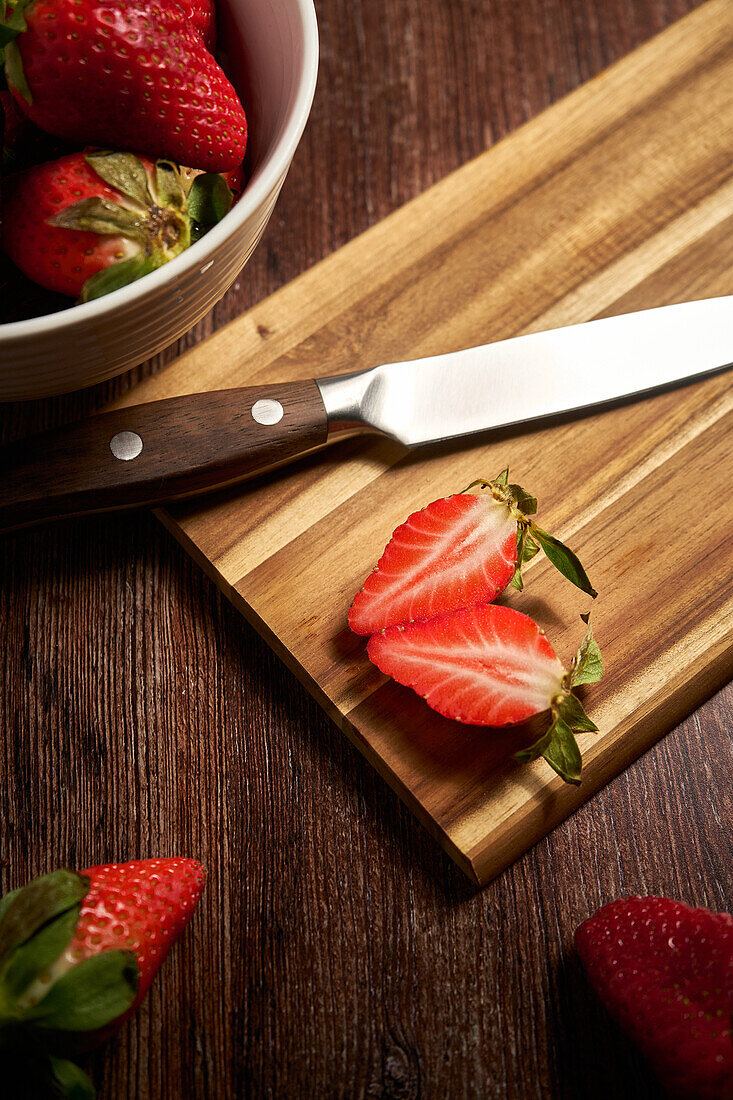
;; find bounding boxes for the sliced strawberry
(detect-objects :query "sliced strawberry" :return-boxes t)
[350,492,517,635]
[576,897,733,1100]
[348,470,596,636]
[368,607,603,782]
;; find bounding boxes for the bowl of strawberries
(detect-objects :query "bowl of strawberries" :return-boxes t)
[0,0,318,400]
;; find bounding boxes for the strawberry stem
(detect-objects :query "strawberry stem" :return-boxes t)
[514,616,603,783]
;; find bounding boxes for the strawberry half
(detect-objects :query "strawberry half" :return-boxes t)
[368,607,603,782]
[1,0,246,172]
[348,469,596,635]
[3,149,233,300]
[0,858,205,1097]
[576,897,733,1099]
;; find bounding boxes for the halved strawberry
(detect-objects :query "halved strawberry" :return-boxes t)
[576,897,733,1099]
[348,469,596,636]
[368,607,603,782]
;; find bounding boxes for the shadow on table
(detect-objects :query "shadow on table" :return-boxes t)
[549,952,666,1099]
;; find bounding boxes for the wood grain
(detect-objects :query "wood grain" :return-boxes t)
[101,1,733,883]
[1,1,729,1098]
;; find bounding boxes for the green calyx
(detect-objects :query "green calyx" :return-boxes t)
[48,152,192,303]
[1,0,32,102]
[514,615,604,784]
[0,869,140,1097]
[46,151,234,303]
[463,469,597,598]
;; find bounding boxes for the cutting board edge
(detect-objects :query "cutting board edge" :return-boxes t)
[154,505,483,884]
[466,634,733,884]
[156,504,733,888]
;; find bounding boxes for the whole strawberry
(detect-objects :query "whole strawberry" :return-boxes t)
[576,897,733,1099]
[1,0,246,172]
[3,149,233,300]
[348,469,596,636]
[0,858,206,1097]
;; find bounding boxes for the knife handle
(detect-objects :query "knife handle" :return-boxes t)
[1,381,329,532]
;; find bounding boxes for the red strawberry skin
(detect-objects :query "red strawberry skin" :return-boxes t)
[576,897,733,1100]
[349,494,518,635]
[7,0,246,172]
[367,603,565,726]
[68,858,206,1011]
[3,152,144,297]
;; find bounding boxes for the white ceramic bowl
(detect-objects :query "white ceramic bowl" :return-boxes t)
[0,0,318,401]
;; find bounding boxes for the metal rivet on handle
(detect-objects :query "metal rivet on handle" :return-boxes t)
[251,399,284,426]
[110,430,143,461]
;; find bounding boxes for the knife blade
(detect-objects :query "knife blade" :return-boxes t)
[2,295,731,531]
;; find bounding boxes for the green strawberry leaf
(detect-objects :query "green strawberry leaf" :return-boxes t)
[514,718,557,764]
[49,1057,95,1100]
[4,38,30,103]
[529,524,598,598]
[24,950,138,1032]
[510,525,527,592]
[80,253,159,303]
[154,159,186,208]
[542,717,582,784]
[507,484,537,515]
[492,468,509,488]
[521,532,540,563]
[187,172,233,240]
[0,887,22,926]
[2,906,80,1000]
[1,0,30,93]
[49,197,148,241]
[557,691,598,732]
[0,872,89,966]
[84,152,153,209]
[0,0,27,46]
[571,614,603,686]
[0,24,19,46]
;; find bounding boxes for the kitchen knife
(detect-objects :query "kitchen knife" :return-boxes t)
[2,295,731,532]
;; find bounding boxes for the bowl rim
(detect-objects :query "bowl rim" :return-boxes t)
[0,0,319,343]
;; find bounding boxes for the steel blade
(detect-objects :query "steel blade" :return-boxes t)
[317,296,733,446]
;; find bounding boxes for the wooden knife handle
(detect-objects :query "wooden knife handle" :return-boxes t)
[1,381,329,531]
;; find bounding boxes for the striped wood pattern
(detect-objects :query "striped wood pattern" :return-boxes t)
[109,0,733,883]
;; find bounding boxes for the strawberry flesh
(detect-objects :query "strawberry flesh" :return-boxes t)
[576,896,733,1100]
[349,493,518,635]
[368,603,566,726]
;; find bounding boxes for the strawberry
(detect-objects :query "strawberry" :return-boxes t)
[180,159,245,204]
[575,897,733,1099]
[367,607,603,782]
[1,0,246,173]
[348,469,596,636]
[2,149,233,300]
[0,858,205,1097]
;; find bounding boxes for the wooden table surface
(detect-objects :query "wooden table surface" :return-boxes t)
[1,1,731,1097]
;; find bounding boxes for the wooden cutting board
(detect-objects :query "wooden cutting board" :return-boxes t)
[110,0,733,884]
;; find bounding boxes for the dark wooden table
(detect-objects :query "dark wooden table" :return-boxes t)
[2,1,730,1096]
